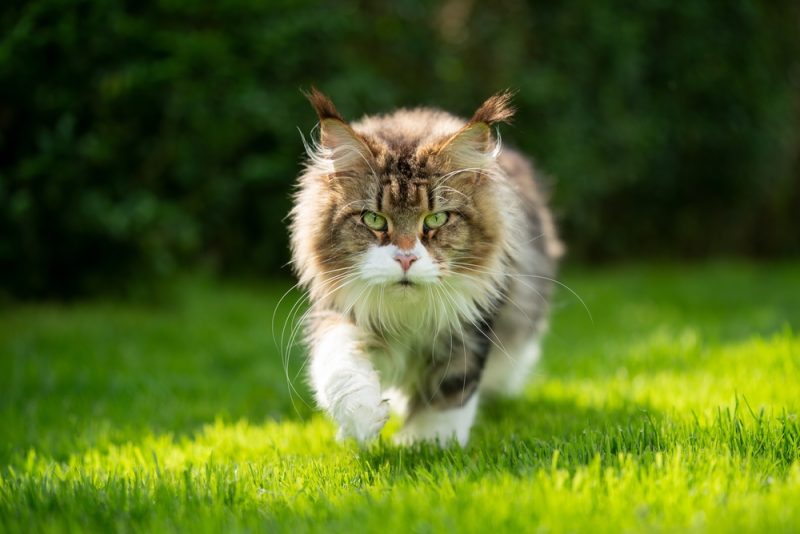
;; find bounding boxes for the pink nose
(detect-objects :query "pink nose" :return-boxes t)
[393,251,418,273]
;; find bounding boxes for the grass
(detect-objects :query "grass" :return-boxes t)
[1,261,799,532]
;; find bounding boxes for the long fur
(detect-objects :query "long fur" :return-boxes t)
[289,90,562,446]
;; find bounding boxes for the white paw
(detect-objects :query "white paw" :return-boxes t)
[335,397,390,444]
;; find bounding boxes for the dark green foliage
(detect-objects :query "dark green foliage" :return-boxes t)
[1,1,798,296]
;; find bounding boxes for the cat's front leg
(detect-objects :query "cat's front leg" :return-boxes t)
[308,314,388,443]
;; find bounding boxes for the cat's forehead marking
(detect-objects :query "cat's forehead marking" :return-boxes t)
[373,144,441,212]
[417,184,431,212]
[379,144,430,177]
[379,178,432,211]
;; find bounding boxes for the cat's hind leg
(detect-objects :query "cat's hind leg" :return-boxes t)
[393,393,479,447]
[479,335,541,396]
[394,359,484,447]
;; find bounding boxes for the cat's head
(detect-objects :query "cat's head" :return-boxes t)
[291,89,520,330]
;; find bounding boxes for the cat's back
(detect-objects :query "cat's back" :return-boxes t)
[497,147,564,261]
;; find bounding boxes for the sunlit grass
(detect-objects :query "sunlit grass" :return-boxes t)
[1,262,799,532]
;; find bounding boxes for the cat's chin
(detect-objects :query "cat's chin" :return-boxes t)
[374,279,432,296]
[391,278,438,290]
[386,280,418,292]
[364,278,436,289]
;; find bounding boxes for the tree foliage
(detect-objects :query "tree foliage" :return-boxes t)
[1,0,798,296]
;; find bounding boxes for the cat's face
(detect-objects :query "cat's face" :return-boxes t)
[307,123,502,299]
[328,157,496,288]
[291,90,516,328]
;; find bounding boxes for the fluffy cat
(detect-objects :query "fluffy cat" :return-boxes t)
[290,89,562,446]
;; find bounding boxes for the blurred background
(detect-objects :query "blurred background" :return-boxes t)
[1,0,799,298]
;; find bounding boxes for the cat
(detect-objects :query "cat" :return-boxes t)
[289,88,563,446]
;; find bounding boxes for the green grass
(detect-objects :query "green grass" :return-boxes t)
[1,262,799,532]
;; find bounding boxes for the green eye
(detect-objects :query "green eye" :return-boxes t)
[423,211,449,230]
[362,211,388,231]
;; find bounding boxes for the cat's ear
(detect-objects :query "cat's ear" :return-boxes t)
[304,87,376,173]
[435,91,516,166]
[469,90,516,128]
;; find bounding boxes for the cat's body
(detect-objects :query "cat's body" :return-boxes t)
[290,90,562,446]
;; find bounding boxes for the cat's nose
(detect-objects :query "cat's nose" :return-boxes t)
[393,251,418,273]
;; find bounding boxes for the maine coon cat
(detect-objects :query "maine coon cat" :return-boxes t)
[290,89,562,446]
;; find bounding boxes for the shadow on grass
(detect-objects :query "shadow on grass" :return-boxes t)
[358,397,669,477]
[359,394,800,477]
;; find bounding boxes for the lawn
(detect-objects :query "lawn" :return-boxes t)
[1,262,799,532]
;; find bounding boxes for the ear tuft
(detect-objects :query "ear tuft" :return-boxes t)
[469,90,516,126]
[303,86,345,122]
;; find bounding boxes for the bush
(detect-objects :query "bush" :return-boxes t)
[1,0,798,297]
